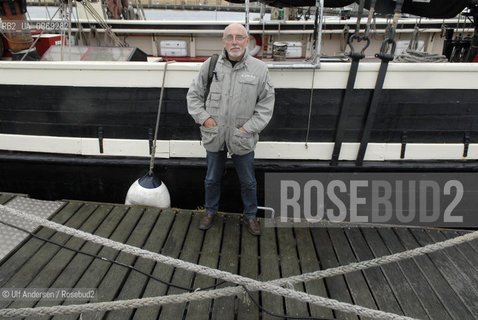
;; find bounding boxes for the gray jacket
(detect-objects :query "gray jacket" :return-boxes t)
[187,50,275,155]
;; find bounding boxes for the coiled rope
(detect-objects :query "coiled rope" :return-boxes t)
[1,204,477,319]
[394,50,449,63]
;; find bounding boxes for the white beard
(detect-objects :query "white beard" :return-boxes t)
[227,47,245,59]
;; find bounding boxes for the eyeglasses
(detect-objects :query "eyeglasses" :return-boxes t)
[223,35,247,42]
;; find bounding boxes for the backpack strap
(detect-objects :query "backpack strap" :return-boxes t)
[204,53,219,105]
[199,53,219,144]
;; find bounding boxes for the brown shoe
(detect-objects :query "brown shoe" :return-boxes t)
[199,213,215,230]
[244,217,261,236]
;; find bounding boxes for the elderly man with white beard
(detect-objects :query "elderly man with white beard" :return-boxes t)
[187,23,275,236]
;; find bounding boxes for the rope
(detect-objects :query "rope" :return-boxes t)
[394,50,449,63]
[80,0,126,47]
[0,286,418,320]
[132,0,146,20]
[1,204,477,319]
[149,61,171,176]
[304,67,316,148]
[394,23,447,63]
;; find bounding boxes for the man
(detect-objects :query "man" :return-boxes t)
[187,23,275,236]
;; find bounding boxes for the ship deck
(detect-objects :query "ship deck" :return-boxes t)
[0,192,478,320]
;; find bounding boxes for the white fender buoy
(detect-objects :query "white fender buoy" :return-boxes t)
[125,174,171,208]
[125,62,171,209]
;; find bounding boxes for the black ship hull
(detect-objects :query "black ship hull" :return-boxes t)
[1,62,478,211]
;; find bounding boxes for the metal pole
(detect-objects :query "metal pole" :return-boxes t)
[259,2,266,23]
[315,0,324,67]
[245,0,250,33]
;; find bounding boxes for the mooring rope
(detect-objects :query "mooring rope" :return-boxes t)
[1,204,477,319]
[149,61,171,176]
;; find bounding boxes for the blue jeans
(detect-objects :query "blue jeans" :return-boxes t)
[205,150,257,219]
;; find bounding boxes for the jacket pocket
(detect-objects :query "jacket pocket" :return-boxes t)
[230,128,258,155]
[206,92,221,115]
[200,125,220,152]
[239,74,259,103]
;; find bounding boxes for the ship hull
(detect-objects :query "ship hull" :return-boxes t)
[1,61,478,210]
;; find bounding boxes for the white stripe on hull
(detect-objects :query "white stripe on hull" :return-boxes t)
[1,62,478,90]
[1,134,474,161]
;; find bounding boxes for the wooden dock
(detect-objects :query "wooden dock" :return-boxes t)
[1,193,478,320]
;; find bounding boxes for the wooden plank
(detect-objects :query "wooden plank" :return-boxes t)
[31,205,130,319]
[0,201,82,283]
[257,219,283,320]
[96,207,162,320]
[184,213,224,320]
[0,203,99,309]
[377,228,452,320]
[441,230,478,275]
[328,228,378,320]
[360,227,429,319]
[89,206,158,320]
[425,230,478,283]
[131,210,192,320]
[53,208,149,320]
[295,227,334,319]
[8,200,477,320]
[6,204,117,310]
[236,218,259,320]
[310,228,358,320]
[50,205,144,320]
[159,212,204,320]
[78,207,173,320]
[394,228,476,320]
[210,214,241,320]
[344,228,404,316]
[409,228,478,315]
[276,227,309,317]
[458,230,478,254]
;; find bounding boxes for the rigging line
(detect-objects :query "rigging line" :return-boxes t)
[61,1,68,60]
[140,0,147,20]
[149,61,172,176]
[80,0,94,45]
[133,0,146,20]
[67,0,73,59]
[43,0,52,20]
[81,4,111,39]
[80,0,124,47]
[73,1,86,46]
[25,6,32,21]
[354,0,365,35]
[305,67,316,149]
[0,220,226,292]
